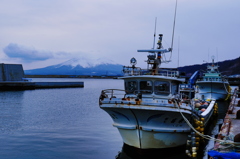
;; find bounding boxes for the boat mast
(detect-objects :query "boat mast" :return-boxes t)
[207,56,219,73]
[137,34,171,75]
[152,17,157,49]
[137,0,177,75]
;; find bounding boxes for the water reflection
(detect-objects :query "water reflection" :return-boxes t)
[216,101,230,119]
[0,91,24,133]
[116,144,191,159]
[116,100,230,159]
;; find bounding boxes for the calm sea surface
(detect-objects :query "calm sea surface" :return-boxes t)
[0,78,230,159]
[0,78,123,159]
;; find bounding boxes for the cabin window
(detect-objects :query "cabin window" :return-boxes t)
[171,82,178,95]
[154,81,170,95]
[140,80,153,94]
[125,81,137,94]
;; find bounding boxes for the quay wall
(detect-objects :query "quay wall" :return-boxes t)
[0,81,84,90]
[0,64,84,90]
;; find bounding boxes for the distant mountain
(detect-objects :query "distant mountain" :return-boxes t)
[24,56,240,77]
[178,56,240,76]
[24,57,123,76]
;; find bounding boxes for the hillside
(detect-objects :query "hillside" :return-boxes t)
[178,56,240,76]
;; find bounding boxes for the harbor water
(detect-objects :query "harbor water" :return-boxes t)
[0,78,230,159]
[0,78,123,159]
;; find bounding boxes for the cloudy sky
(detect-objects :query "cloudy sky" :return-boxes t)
[0,0,240,70]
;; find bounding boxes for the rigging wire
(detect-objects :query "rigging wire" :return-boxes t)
[169,0,178,61]
[178,36,180,67]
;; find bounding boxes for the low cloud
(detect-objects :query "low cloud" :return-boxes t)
[3,43,54,62]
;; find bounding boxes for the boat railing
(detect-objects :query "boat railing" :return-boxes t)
[151,69,179,77]
[123,66,179,77]
[200,100,215,117]
[179,84,193,90]
[197,78,228,82]
[99,89,129,100]
[123,66,142,76]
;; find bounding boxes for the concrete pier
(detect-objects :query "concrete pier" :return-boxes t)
[214,88,240,151]
[0,64,25,81]
[208,87,240,158]
[0,81,36,90]
[0,81,84,90]
[0,63,84,90]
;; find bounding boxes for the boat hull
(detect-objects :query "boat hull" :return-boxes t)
[101,105,192,149]
[195,81,230,100]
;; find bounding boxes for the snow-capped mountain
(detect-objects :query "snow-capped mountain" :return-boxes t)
[56,57,117,68]
[24,57,123,76]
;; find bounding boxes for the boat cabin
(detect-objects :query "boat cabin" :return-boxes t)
[122,76,184,98]
[202,74,223,82]
[199,65,225,82]
[200,56,225,82]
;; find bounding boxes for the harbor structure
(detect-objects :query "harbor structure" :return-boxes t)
[208,87,240,158]
[0,63,83,90]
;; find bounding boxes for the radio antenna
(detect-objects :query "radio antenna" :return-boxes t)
[152,17,157,49]
[169,0,178,61]
[170,0,178,52]
[178,36,180,67]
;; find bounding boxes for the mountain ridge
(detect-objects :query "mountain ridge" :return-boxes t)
[24,56,240,76]
[24,57,123,76]
[178,56,240,76]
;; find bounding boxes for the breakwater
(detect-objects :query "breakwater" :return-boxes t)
[0,81,84,90]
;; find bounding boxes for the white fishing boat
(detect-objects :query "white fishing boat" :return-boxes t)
[195,56,231,101]
[99,33,217,151]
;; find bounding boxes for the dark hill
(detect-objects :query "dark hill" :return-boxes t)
[178,56,240,76]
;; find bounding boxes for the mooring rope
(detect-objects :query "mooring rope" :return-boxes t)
[174,99,240,148]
